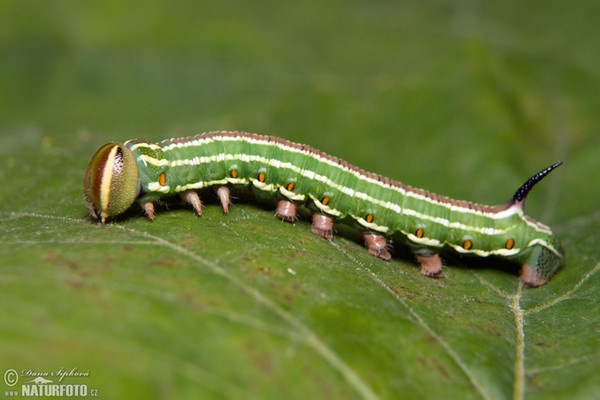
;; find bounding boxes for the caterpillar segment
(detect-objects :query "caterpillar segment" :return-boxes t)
[83,132,564,287]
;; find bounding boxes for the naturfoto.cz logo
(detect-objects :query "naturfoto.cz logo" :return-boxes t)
[3,368,98,397]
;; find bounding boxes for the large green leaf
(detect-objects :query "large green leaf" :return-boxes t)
[1,1,598,399]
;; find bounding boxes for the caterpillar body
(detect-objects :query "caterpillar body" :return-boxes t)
[84,131,563,287]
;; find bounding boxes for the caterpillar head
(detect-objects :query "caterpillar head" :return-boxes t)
[83,142,141,223]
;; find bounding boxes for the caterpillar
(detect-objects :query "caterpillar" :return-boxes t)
[83,131,563,287]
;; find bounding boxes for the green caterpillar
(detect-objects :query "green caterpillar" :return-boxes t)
[83,131,563,287]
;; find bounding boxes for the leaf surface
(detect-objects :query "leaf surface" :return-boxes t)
[1,2,598,399]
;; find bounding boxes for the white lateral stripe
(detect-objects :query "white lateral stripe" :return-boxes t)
[404,232,524,256]
[279,187,306,201]
[174,179,228,191]
[148,182,170,193]
[227,177,247,185]
[251,181,275,192]
[401,209,509,235]
[157,154,516,236]
[163,152,403,216]
[309,195,343,216]
[353,216,389,233]
[448,244,521,257]
[406,233,442,247]
[147,150,539,236]
[527,238,562,257]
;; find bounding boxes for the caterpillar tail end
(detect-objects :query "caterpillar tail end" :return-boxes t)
[519,243,563,287]
[520,265,548,287]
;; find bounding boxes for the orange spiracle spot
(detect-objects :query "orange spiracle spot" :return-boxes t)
[230,169,238,179]
[506,238,515,250]
[462,239,473,250]
[416,228,424,238]
[159,172,166,186]
[365,214,374,223]
[286,182,295,191]
[321,196,330,205]
[258,172,266,182]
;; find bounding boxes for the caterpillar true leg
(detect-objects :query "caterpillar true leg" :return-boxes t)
[142,201,155,221]
[311,213,334,239]
[276,199,297,222]
[216,186,231,214]
[181,190,203,216]
[363,233,391,261]
[415,253,444,278]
